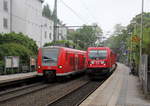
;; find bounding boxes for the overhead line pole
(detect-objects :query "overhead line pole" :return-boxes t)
[56,25,97,28]
[139,0,144,75]
[53,0,58,42]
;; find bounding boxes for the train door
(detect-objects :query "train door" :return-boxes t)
[75,53,78,71]
[69,53,75,72]
[78,54,83,70]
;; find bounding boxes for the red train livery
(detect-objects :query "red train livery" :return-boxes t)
[86,47,116,78]
[37,46,86,82]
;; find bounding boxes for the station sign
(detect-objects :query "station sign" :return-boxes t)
[131,35,140,43]
[5,56,19,68]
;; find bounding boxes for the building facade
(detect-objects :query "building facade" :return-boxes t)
[57,24,67,41]
[0,0,11,33]
[11,0,43,46]
[0,0,67,47]
[0,0,53,47]
[41,17,54,46]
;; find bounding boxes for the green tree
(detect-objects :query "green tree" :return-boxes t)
[0,32,38,54]
[42,4,52,19]
[104,12,150,65]
[103,24,128,62]
[0,43,33,64]
[0,32,38,67]
[67,25,103,50]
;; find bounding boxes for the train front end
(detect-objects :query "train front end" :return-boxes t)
[37,47,61,82]
[86,47,111,77]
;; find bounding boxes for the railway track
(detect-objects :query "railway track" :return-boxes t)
[0,74,108,106]
[0,82,56,103]
[0,75,89,106]
[46,80,104,106]
[0,76,43,92]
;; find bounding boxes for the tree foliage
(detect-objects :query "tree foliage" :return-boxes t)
[0,43,33,64]
[67,25,103,50]
[0,32,38,66]
[42,4,61,24]
[104,12,150,64]
[42,4,52,19]
[0,32,38,54]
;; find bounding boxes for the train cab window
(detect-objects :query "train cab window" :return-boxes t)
[89,50,107,60]
[42,48,59,66]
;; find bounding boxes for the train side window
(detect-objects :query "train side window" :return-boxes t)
[69,54,74,65]
[66,52,68,60]
[83,56,86,64]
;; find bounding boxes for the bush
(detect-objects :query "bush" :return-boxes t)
[0,43,33,64]
[0,32,38,54]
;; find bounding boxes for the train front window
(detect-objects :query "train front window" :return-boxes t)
[42,48,59,66]
[88,50,107,59]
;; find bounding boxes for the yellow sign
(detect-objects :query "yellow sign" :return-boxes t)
[131,36,140,43]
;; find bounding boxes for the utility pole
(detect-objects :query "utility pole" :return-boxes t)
[139,0,144,75]
[53,0,58,42]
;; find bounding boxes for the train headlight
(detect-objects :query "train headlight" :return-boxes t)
[101,61,105,64]
[38,66,41,69]
[91,61,94,64]
[58,65,63,69]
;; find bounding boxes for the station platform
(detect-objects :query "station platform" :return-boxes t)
[80,63,150,106]
[0,72,38,84]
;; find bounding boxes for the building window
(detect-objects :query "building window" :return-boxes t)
[45,31,47,39]
[49,26,52,30]
[44,24,47,27]
[3,0,8,12]
[3,18,8,29]
[49,33,51,40]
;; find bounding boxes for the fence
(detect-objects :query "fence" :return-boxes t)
[139,54,150,95]
[0,56,37,75]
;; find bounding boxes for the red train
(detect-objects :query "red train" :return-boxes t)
[86,47,117,79]
[37,46,87,82]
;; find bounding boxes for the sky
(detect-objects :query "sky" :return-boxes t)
[43,0,150,35]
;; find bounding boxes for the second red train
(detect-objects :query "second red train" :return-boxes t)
[86,47,117,79]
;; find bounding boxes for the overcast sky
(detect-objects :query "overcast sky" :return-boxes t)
[44,0,150,34]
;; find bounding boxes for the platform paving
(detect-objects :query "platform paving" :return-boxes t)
[0,72,37,84]
[80,63,150,106]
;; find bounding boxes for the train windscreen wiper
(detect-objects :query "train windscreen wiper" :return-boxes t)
[42,56,55,61]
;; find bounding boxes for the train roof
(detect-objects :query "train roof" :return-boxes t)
[41,46,86,53]
[87,46,110,50]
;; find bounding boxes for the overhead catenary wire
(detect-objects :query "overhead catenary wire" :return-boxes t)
[79,0,97,22]
[60,0,88,24]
